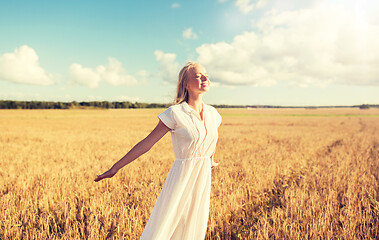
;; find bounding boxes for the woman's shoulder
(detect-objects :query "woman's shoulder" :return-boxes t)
[166,101,219,115]
[166,103,182,112]
[205,103,219,114]
[205,103,222,127]
[160,103,183,117]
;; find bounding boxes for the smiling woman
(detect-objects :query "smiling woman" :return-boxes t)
[175,62,210,105]
[95,61,222,240]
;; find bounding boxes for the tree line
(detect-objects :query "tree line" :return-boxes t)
[0,100,377,109]
[0,100,169,109]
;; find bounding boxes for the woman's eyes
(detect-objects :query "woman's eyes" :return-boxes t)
[196,75,209,78]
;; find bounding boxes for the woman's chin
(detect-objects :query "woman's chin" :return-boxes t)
[201,85,210,92]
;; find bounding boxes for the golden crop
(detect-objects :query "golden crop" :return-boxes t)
[0,108,378,239]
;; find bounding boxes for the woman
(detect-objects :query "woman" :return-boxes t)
[95,62,222,239]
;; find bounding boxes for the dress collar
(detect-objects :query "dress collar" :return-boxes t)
[181,101,206,120]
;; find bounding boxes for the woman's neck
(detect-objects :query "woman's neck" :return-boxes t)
[187,93,204,114]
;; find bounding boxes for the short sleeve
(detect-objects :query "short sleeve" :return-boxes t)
[158,107,176,130]
[216,109,222,128]
[211,107,221,128]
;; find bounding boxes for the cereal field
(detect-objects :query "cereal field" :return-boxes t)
[0,108,378,239]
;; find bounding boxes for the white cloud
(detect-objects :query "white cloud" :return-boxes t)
[85,95,141,102]
[154,50,180,83]
[171,3,180,8]
[270,0,320,12]
[69,58,138,88]
[135,70,150,84]
[256,0,267,8]
[235,0,254,13]
[235,0,267,14]
[0,45,54,85]
[197,2,379,87]
[0,91,27,100]
[183,28,198,40]
[0,91,74,101]
[69,63,101,88]
[114,95,141,102]
[97,58,137,85]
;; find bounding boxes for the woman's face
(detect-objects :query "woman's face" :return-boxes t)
[186,64,210,94]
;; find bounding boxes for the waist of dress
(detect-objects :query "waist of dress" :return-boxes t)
[175,156,211,162]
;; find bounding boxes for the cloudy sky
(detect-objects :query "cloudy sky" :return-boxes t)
[0,0,378,106]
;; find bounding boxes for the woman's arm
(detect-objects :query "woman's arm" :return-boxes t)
[94,120,171,182]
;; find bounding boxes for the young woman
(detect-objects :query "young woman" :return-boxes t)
[95,62,222,239]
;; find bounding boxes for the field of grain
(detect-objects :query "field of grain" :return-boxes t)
[1,108,378,239]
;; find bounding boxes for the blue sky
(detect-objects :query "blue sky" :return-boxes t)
[0,0,378,106]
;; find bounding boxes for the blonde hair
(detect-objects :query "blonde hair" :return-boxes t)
[175,62,201,104]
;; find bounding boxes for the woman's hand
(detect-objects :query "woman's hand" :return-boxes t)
[94,120,170,183]
[211,158,219,169]
[94,168,118,182]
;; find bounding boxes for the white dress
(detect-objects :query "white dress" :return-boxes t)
[140,101,222,240]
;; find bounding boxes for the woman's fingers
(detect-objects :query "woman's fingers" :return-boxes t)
[211,162,219,169]
[94,174,103,182]
[94,172,108,182]
[94,169,117,182]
